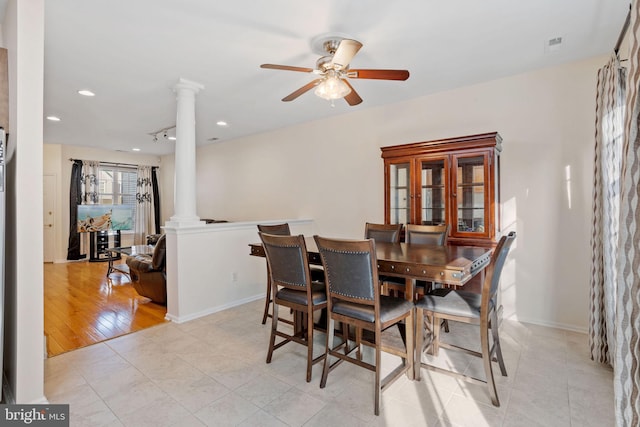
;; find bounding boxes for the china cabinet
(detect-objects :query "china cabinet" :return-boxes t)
[381,132,502,247]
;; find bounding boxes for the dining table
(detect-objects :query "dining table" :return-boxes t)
[250,236,494,381]
[249,237,493,301]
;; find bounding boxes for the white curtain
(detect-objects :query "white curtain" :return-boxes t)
[81,160,100,204]
[615,3,640,423]
[134,165,155,244]
[80,160,100,256]
[589,54,626,365]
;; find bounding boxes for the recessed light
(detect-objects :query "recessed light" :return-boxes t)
[78,89,95,97]
[168,136,176,141]
[46,116,61,121]
[132,148,141,152]
[216,121,227,126]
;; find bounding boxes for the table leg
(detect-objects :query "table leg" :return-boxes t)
[106,252,114,277]
[405,278,414,301]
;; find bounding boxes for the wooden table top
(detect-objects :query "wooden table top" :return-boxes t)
[250,237,491,286]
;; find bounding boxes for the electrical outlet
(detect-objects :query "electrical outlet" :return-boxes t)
[231,272,238,282]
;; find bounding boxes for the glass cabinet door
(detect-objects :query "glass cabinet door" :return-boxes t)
[418,158,447,225]
[453,154,488,236]
[388,161,411,225]
[382,133,500,246]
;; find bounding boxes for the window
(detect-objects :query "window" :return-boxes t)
[97,165,137,228]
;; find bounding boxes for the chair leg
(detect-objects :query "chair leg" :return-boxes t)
[306,308,314,383]
[432,313,441,356]
[342,322,351,355]
[415,307,423,381]
[374,341,382,416]
[261,271,272,325]
[320,318,335,389]
[405,310,414,381]
[491,310,507,376]
[481,319,500,407]
[381,281,389,296]
[266,302,278,363]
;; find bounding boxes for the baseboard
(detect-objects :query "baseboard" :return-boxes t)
[52,258,87,264]
[165,294,264,324]
[507,314,588,334]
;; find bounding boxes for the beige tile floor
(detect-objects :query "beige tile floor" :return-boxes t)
[45,299,615,426]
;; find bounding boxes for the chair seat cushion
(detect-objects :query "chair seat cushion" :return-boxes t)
[332,295,413,323]
[415,289,489,318]
[276,283,326,306]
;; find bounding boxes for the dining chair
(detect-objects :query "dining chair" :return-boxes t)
[259,232,328,382]
[414,231,516,407]
[387,224,450,299]
[314,235,414,416]
[364,222,406,296]
[364,222,403,243]
[406,223,449,245]
[257,223,324,324]
[405,224,449,297]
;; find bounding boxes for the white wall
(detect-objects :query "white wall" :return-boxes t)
[3,0,45,403]
[164,219,315,322]
[161,55,602,331]
[44,144,161,262]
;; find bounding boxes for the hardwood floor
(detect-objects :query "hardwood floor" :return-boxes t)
[44,259,167,357]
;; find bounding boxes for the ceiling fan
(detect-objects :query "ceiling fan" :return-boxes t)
[260,36,410,106]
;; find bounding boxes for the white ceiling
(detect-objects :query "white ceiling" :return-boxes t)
[43,0,629,156]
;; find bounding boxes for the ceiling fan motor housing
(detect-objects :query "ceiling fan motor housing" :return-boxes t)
[317,56,340,72]
[322,39,341,55]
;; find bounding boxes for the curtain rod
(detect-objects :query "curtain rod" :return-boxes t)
[68,158,159,169]
[615,5,632,54]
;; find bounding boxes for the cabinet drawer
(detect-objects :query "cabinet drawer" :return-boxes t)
[377,260,469,284]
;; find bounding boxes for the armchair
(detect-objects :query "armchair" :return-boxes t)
[126,234,167,304]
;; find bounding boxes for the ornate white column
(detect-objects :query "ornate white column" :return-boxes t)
[166,78,205,227]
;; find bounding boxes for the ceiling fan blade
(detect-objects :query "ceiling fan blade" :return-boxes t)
[282,79,323,102]
[261,64,314,73]
[343,80,363,106]
[348,69,410,81]
[330,39,363,70]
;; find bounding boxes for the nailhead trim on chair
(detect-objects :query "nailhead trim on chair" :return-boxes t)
[321,247,374,300]
[266,241,308,287]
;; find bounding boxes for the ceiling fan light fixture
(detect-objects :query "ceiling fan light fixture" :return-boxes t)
[314,75,351,100]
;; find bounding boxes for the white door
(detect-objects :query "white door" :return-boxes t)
[43,174,55,262]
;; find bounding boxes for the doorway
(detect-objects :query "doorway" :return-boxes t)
[42,173,167,357]
[43,175,55,262]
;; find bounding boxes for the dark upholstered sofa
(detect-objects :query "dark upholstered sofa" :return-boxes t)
[126,234,167,304]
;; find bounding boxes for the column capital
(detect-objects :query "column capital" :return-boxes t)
[173,78,205,94]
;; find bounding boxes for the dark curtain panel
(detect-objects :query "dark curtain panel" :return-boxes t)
[152,167,161,234]
[66,160,84,260]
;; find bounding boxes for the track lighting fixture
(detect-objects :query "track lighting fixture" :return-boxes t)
[148,125,176,142]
